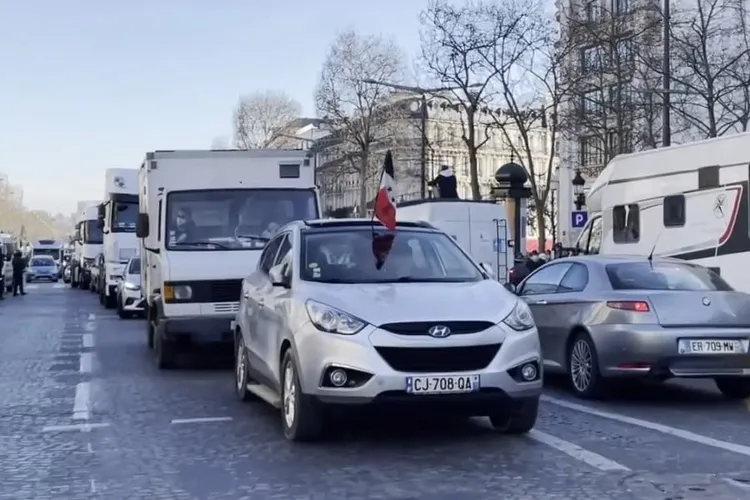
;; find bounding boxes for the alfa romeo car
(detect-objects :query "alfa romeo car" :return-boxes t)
[233,219,543,441]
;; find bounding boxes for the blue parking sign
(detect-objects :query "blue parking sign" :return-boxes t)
[571,211,588,228]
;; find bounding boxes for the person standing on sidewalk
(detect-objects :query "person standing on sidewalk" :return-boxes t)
[11,250,27,296]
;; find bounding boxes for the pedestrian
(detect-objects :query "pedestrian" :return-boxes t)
[509,254,530,286]
[526,250,542,272]
[11,250,27,296]
[427,165,459,199]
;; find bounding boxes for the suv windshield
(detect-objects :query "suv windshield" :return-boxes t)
[606,261,733,291]
[166,189,318,251]
[32,257,55,267]
[300,228,483,283]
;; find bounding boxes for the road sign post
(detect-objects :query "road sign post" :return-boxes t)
[571,211,588,229]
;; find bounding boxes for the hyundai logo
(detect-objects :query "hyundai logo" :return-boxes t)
[702,297,711,306]
[428,325,451,338]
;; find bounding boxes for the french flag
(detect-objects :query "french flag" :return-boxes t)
[373,151,397,230]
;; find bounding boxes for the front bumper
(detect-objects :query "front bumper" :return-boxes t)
[121,288,145,311]
[157,313,235,344]
[592,324,750,378]
[294,322,542,408]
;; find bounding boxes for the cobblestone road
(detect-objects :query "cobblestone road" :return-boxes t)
[2,283,750,499]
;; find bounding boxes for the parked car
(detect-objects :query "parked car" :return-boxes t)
[116,257,144,318]
[27,256,59,283]
[233,219,542,441]
[516,255,750,400]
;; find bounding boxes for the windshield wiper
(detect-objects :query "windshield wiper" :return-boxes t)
[173,241,230,249]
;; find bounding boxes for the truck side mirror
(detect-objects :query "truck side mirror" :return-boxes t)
[97,204,105,229]
[136,213,150,238]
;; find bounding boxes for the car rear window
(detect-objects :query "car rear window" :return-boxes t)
[32,258,54,267]
[605,261,733,291]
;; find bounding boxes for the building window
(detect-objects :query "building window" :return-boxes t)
[663,195,686,227]
[580,135,605,167]
[613,204,640,243]
[585,1,601,22]
[582,46,603,72]
[616,38,634,66]
[615,0,629,14]
[583,90,603,115]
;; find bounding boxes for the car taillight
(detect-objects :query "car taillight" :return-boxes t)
[606,300,650,312]
[509,268,516,276]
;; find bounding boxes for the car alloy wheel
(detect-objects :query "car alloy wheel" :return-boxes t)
[570,339,593,393]
[282,361,297,429]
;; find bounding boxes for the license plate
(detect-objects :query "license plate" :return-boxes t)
[678,339,745,354]
[405,374,480,395]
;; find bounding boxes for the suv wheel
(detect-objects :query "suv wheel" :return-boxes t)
[715,377,750,399]
[489,396,539,434]
[280,350,324,441]
[235,337,256,402]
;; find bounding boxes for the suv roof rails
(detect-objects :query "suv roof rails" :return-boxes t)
[303,219,435,229]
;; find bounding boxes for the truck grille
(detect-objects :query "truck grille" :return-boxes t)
[189,279,243,303]
[379,321,494,335]
[374,344,501,373]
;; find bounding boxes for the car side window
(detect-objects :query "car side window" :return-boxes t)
[258,235,284,274]
[274,233,292,267]
[587,217,602,254]
[558,263,589,292]
[520,263,573,296]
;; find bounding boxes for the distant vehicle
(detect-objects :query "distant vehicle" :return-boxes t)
[0,232,18,293]
[70,202,102,290]
[516,255,750,400]
[116,257,145,319]
[32,240,64,267]
[234,219,542,441]
[27,256,59,283]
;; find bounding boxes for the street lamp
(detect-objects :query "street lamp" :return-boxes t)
[572,170,586,210]
[362,79,481,198]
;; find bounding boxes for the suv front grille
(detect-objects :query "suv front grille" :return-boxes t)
[374,344,501,373]
[379,321,494,335]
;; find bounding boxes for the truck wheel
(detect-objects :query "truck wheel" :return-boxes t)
[154,328,175,369]
[146,319,155,349]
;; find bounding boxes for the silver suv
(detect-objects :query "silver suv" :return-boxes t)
[233,219,542,441]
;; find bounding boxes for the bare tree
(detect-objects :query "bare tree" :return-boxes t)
[723,0,750,131]
[315,30,406,216]
[233,90,302,149]
[420,0,512,200]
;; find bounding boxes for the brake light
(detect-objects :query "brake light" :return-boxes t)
[607,300,650,312]
[509,268,516,276]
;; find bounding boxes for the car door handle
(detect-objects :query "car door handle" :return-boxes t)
[528,299,547,305]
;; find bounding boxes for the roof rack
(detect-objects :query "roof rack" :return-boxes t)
[303,219,435,229]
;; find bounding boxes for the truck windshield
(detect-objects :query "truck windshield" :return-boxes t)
[166,189,318,251]
[82,220,103,244]
[33,248,61,259]
[112,202,138,232]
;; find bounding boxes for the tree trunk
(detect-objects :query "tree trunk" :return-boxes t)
[358,151,370,217]
[535,198,547,253]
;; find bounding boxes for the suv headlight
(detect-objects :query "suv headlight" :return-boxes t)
[305,300,366,335]
[124,281,140,291]
[502,300,535,332]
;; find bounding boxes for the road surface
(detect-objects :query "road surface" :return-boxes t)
[2,283,750,499]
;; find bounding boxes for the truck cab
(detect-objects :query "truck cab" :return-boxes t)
[70,204,103,289]
[136,149,320,369]
[97,169,139,308]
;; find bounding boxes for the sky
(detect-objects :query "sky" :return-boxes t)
[0,0,430,215]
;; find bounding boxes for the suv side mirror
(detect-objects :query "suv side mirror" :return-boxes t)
[136,213,150,238]
[269,264,290,288]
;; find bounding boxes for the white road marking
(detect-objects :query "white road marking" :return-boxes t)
[25,284,38,290]
[53,283,66,289]
[79,353,93,374]
[88,313,96,321]
[86,443,94,453]
[84,322,96,332]
[82,334,94,348]
[170,417,233,425]
[528,430,630,471]
[73,382,91,420]
[42,423,110,433]
[542,395,750,457]
[89,479,97,493]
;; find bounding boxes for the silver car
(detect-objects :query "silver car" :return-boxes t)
[233,219,543,441]
[517,255,750,399]
[116,257,145,319]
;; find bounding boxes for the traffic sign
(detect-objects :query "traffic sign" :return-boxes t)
[571,211,588,228]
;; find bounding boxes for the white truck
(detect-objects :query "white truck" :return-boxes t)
[0,232,18,294]
[96,168,139,308]
[137,149,320,368]
[70,202,102,289]
[31,240,64,267]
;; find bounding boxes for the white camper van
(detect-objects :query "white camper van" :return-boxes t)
[137,149,320,368]
[397,199,516,282]
[70,203,102,289]
[575,132,750,291]
[97,168,139,308]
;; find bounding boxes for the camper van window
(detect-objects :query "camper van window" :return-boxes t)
[588,216,602,253]
[612,204,640,243]
[698,165,719,189]
[663,195,685,227]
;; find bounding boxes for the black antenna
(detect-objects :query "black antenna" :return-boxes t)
[647,229,664,269]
